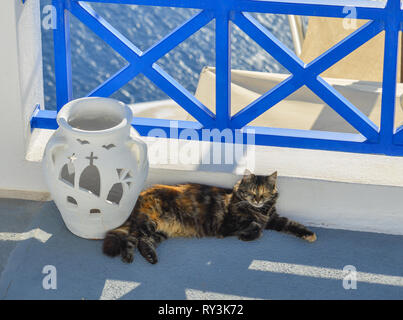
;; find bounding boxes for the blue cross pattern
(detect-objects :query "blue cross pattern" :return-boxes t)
[31,0,403,156]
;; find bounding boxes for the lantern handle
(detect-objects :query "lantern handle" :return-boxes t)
[45,135,67,172]
[126,138,148,172]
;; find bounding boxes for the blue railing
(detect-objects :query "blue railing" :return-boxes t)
[31,0,403,156]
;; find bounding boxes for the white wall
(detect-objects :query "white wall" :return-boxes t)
[146,167,403,236]
[0,0,47,197]
[1,1,403,236]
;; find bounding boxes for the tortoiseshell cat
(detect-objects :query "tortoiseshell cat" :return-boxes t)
[103,171,316,264]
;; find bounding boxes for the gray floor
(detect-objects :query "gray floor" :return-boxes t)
[1,200,403,300]
[0,199,45,277]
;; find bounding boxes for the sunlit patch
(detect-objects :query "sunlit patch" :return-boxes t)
[0,228,52,243]
[100,280,141,300]
[185,288,262,300]
[249,260,403,287]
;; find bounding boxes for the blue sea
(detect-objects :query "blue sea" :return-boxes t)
[40,1,294,110]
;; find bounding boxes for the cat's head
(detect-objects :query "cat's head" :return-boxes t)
[233,169,278,208]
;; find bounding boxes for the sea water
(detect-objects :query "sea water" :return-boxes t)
[40,1,294,110]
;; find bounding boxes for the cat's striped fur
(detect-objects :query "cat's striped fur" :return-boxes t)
[103,171,316,264]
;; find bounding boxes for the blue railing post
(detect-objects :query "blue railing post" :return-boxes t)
[53,0,72,111]
[215,5,232,129]
[380,0,400,151]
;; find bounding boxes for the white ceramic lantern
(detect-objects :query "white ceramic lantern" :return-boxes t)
[42,97,149,239]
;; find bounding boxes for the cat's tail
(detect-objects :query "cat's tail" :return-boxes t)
[102,224,130,257]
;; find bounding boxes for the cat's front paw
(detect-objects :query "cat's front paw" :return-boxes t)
[238,222,262,241]
[138,238,158,264]
[121,250,134,263]
[120,237,138,263]
[302,233,317,243]
[103,233,122,257]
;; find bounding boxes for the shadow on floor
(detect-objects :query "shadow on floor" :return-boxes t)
[1,201,403,300]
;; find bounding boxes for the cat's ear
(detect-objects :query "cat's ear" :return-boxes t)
[267,171,278,184]
[242,169,255,182]
[234,169,254,189]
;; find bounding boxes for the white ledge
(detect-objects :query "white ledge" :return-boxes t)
[25,128,403,188]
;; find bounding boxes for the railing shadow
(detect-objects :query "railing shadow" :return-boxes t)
[2,201,403,300]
